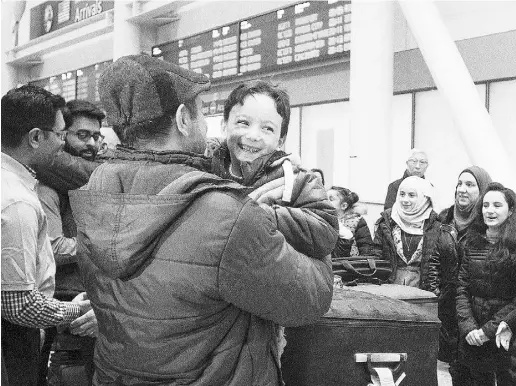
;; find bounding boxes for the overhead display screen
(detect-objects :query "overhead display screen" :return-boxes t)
[29,60,112,104]
[156,23,240,80]
[152,0,350,82]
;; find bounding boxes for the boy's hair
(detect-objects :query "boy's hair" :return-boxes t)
[223,80,290,138]
[1,85,65,148]
[64,100,106,130]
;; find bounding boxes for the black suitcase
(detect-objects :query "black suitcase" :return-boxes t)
[281,287,440,386]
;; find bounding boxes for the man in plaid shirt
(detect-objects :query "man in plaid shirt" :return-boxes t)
[1,85,92,386]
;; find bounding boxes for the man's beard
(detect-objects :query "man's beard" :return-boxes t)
[64,141,97,161]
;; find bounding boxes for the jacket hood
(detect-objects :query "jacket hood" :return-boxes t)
[69,149,243,280]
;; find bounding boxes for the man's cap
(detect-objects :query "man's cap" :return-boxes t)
[98,54,210,129]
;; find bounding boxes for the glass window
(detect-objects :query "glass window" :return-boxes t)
[300,101,351,188]
[489,79,516,172]
[284,107,300,157]
[414,84,486,210]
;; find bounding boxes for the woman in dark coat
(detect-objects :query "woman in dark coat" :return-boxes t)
[430,165,492,380]
[328,186,373,258]
[372,176,440,292]
[455,182,516,386]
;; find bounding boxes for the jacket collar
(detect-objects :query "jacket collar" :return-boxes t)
[105,146,212,172]
[212,140,287,186]
[1,152,37,191]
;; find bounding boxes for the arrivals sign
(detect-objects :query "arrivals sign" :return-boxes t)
[152,0,351,82]
[30,1,114,40]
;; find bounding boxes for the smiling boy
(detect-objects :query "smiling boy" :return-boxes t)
[212,80,339,260]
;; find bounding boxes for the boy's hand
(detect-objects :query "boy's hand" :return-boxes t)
[248,177,285,205]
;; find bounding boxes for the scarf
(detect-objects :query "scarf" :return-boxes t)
[453,166,492,231]
[391,176,434,235]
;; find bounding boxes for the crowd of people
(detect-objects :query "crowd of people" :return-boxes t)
[1,53,515,386]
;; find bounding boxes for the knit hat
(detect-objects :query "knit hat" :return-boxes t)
[98,54,210,131]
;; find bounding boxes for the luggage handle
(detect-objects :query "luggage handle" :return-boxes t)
[335,258,378,277]
[355,353,407,385]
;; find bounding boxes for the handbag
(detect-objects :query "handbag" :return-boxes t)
[332,256,392,284]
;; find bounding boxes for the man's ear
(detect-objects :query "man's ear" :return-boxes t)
[175,104,191,137]
[27,128,43,149]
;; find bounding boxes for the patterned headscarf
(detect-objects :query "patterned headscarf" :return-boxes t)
[453,166,492,232]
[391,176,434,235]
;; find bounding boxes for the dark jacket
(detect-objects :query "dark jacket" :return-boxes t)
[69,147,334,386]
[212,142,339,259]
[372,209,440,293]
[332,216,373,258]
[430,208,462,362]
[384,170,411,210]
[456,232,516,371]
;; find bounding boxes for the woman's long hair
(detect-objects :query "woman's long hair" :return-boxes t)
[467,182,516,283]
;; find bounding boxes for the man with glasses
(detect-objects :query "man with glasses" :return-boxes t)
[1,85,92,386]
[36,100,105,386]
[384,148,429,210]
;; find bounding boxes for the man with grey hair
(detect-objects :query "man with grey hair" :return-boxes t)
[384,148,429,210]
[69,54,333,385]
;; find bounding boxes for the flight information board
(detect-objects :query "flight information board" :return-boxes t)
[156,23,240,80]
[152,0,350,82]
[29,60,112,103]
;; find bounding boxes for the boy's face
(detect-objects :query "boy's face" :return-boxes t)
[224,94,285,164]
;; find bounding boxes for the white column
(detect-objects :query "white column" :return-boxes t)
[2,2,18,94]
[398,0,515,187]
[113,1,141,59]
[349,0,394,203]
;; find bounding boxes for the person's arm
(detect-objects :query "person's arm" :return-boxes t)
[218,198,333,327]
[37,185,76,265]
[427,238,442,297]
[371,218,388,260]
[481,293,516,339]
[504,309,516,332]
[455,251,479,337]
[33,150,99,195]
[355,217,373,255]
[253,171,339,260]
[1,290,88,329]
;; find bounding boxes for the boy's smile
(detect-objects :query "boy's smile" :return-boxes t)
[224,94,285,172]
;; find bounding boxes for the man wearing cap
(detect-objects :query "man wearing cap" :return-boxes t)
[68,54,333,385]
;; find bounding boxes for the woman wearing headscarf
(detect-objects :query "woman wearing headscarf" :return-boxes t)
[372,176,440,292]
[429,166,492,384]
[455,182,516,386]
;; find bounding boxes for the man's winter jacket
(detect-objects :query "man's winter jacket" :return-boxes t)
[69,147,334,386]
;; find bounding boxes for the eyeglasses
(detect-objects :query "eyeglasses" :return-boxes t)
[68,130,104,143]
[408,159,428,166]
[40,128,67,141]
